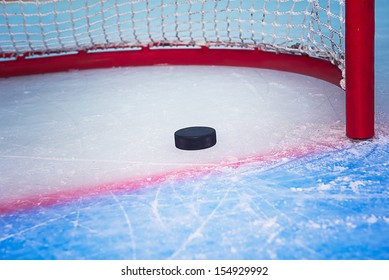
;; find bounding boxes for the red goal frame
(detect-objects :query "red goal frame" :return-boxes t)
[0,0,375,139]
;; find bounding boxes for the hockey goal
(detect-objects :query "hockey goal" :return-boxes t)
[0,0,375,139]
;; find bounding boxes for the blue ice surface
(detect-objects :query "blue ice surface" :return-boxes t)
[1,140,389,260]
[1,0,389,260]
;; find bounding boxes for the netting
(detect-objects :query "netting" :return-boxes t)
[0,0,345,84]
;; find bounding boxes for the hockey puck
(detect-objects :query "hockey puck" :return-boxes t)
[174,126,217,150]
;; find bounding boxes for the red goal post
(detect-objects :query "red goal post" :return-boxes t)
[346,0,375,139]
[0,0,375,139]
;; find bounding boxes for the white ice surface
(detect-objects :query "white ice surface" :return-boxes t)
[1,0,389,261]
[0,66,345,202]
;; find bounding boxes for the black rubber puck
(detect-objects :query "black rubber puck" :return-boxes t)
[174,126,217,150]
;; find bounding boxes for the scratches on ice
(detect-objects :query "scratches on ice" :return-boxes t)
[0,216,63,243]
[169,185,233,259]
[150,188,166,229]
[110,192,136,260]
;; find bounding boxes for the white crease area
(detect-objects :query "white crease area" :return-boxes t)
[0,65,347,204]
[0,154,219,167]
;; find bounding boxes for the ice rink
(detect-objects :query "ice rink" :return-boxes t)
[0,0,388,259]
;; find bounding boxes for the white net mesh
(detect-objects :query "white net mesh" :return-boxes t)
[0,0,345,84]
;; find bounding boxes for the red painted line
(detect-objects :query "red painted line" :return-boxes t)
[0,46,342,86]
[0,141,346,215]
